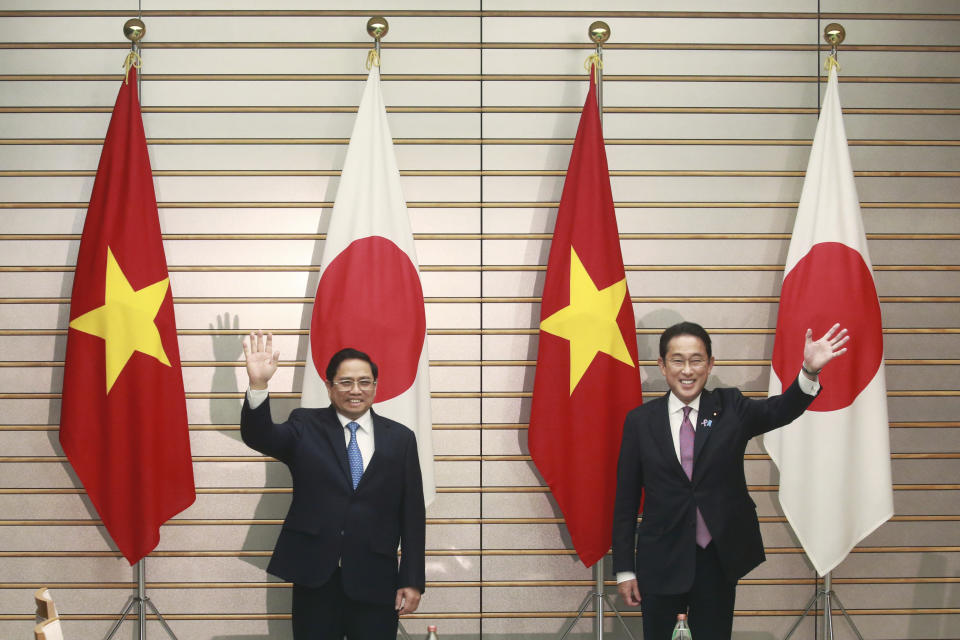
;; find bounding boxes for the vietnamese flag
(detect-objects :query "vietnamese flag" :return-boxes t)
[765,65,893,576]
[529,68,643,567]
[60,66,195,565]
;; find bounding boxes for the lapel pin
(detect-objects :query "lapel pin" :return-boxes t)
[701,419,712,428]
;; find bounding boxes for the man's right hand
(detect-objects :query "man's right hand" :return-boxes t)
[243,330,280,390]
[617,578,641,607]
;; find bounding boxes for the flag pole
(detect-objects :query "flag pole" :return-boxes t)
[782,572,864,640]
[555,21,636,640]
[590,25,609,640]
[360,21,416,640]
[366,15,388,69]
[100,17,180,640]
[779,23,865,640]
[590,22,608,639]
[105,559,180,640]
[589,21,607,122]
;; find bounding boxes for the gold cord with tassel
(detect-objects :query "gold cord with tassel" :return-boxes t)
[584,53,602,83]
[122,50,142,85]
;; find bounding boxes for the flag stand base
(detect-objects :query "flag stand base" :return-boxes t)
[783,572,864,640]
[557,562,636,640]
[104,559,178,640]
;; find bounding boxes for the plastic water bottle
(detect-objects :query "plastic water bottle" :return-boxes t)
[425,624,439,639]
[671,613,692,640]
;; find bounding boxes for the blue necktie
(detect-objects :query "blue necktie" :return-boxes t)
[346,421,363,490]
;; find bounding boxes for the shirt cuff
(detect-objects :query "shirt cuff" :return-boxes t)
[246,388,268,410]
[616,571,637,584]
[797,370,821,396]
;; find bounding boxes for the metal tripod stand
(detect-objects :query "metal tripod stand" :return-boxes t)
[104,559,178,639]
[557,563,637,640]
[783,572,864,640]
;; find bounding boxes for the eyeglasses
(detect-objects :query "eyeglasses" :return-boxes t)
[666,357,708,370]
[331,378,376,391]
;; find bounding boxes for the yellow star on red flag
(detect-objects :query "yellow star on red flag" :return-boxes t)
[69,247,172,393]
[540,247,635,394]
[60,66,195,565]
[528,69,643,567]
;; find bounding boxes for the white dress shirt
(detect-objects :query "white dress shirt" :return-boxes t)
[615,370,820,585]
[246,388,374,471]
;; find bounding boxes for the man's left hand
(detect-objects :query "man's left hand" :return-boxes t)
[803,323,850,375]
[395,587,421,615]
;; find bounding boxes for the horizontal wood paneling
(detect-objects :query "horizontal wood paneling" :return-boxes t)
[0,2,956,638]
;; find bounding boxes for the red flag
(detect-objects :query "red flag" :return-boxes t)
[529,69,643,567]
[60,66,195,564]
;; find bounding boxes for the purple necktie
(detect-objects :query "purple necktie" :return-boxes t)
[680,406,712,548]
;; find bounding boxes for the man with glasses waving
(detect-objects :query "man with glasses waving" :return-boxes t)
[241,331,425,640]
[612,321,849,640]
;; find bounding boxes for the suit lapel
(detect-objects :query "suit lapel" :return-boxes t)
[355,409,387,491]
[320,408,352,484]
[650,393,688,481]
[693,389,717,468]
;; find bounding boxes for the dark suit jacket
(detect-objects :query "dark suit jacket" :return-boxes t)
[612,378,816,594]
[241,398,426,605]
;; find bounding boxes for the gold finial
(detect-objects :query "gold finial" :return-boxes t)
[823,23,845,48]
[123,18,146,43]
[588,21,610,45]
[367,16,389,41]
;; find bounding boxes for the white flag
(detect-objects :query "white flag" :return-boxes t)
[764,66,893,576]
[302,65,435,506]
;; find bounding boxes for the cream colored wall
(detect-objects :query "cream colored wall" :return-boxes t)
[0,2,957,638]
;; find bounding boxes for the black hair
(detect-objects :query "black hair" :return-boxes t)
[659,321,712,359]
[325,347,379,382]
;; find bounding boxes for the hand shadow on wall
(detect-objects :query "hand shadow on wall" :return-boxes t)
[209,311,291,639]
[215,142,341,640]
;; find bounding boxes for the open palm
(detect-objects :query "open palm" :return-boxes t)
[803,323,850,372]
[243,330,279,390]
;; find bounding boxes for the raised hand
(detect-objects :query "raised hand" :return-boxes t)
[803,323,850,374]
[243,329,280,390]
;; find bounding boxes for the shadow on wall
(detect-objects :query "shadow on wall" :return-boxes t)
[635,308,686,394]
[209,175,337,639]
[294,181,337,396]
[207,585,290,640]
[910,552,952,638]
[519,205,574,549]
[208,311,291,639]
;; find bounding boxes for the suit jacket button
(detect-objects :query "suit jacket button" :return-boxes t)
[340,530,345,535]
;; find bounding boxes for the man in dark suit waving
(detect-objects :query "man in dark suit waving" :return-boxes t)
[241,330,425,640]
[613,321,848,640]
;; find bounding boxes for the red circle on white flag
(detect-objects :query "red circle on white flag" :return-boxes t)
[311,236,426,401]
[772,242,883,412]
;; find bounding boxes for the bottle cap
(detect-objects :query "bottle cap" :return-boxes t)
[428,625,438,631]
[677,613,687,620]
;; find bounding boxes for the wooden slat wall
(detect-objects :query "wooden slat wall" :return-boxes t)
[1,1,958,638]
